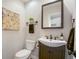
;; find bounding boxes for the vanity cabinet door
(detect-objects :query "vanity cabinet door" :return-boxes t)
[49,46,65,59]
[39,42,49,59]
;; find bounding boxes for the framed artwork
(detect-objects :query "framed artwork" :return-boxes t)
[2,8,20,31]
[48,12,61,27]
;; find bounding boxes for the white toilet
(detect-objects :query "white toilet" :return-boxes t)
[15,40,36,59]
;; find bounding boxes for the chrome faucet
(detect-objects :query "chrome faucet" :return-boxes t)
[50,34,53,41]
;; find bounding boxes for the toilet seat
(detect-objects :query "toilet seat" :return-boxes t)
[15,49,31,58]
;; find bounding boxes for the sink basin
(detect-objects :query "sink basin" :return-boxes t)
[38,38,67,47]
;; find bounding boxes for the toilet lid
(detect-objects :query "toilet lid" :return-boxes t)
[16,49,31,58]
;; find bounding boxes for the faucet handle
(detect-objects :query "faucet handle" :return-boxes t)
[50,34,53,39]
[45,36,48,39]
[54,36,59,40]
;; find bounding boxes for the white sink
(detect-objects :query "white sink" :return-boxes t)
[38,38,67,47]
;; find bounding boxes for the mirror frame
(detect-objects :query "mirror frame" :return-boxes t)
[41,0,63,29]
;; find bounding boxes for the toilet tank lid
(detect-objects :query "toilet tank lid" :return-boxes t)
[26,40,36,43]
[16,49,31,57]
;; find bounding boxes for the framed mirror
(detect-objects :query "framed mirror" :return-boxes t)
[42,0,63,29]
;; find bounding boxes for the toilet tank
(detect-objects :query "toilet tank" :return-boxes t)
[25,40,36,51]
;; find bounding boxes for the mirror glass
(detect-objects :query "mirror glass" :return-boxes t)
[42,0,63,29]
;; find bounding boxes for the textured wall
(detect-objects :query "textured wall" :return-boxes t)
[24,0,75,59]
[24,0,72,41]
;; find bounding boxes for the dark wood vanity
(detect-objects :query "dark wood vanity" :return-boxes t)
[39,42,65,59]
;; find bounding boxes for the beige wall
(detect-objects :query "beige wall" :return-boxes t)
[24,1,75,59]
[2,0,26,59]
[24,0,74,41]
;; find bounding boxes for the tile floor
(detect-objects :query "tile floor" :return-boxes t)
[29,48,38,59]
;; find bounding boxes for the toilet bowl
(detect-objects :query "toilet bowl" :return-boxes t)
[15,40,36,59]
[15,49,31,59]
